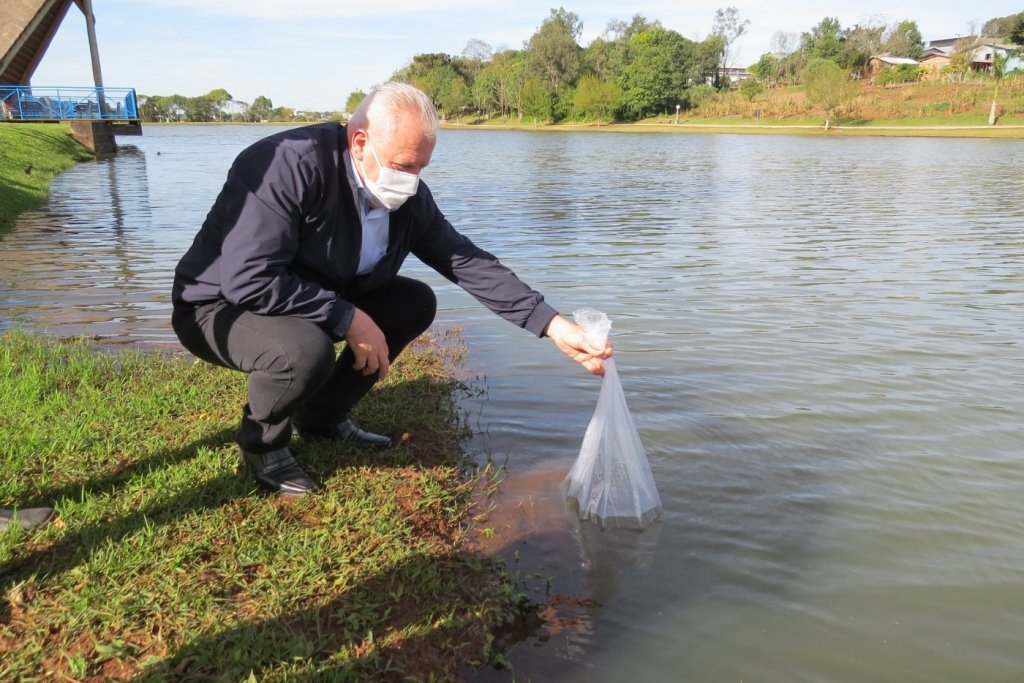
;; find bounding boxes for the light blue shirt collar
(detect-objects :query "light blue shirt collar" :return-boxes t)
[343,150,389,275]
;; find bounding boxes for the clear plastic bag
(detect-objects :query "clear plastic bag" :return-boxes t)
[563,308,662,530]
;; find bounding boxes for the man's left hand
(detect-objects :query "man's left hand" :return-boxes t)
[544,315,613,377]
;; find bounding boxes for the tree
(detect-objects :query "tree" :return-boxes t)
[519,77,551,124]
[229,100,249,122]
[982,12,1024,40]
[712,7,750,81]
[989,50,1014,125]
[185,95,216,122]
[947,30,984,82]
[801,58,858,129]
[526,7,583,96]
[1011,15,1024,45]
[692,35,726,87]
[413,63,463,115]
[250,95,273,122]
[842,20,885,73]
[206,88,232,121]
[585,15,659,86]
[618,26,695,119]
[458,39,492,83]
[488,49,527,119]
[573,75,620,122]
[462,38,493,63]
[140,94,187,122]
[770,31,799,57]
[439,76,470,122]
[770,31,802,83]
[802,17,845,64]
[583,36,629,83]
[394,52,454,104]
[750,53,778,84]
[738,76,764,101]
[882,20,924,58]
[470,68,497,117]
[345,90,366,115]
[271,106,294,122]
[604,14,661,42]
[138,94,164,122]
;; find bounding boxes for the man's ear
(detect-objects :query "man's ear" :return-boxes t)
[350,129,368,161]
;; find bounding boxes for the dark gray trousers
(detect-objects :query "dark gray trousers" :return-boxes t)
[171,276,436,452]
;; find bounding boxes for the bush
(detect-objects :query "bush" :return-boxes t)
[739,77,765,101]
[682,84,716,110]
[876,65,924,86]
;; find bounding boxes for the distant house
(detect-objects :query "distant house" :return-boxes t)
[918,47,952,75]
[966,41,1021,72]
[918,37,1022,78]
[925,37,960,52]
[716,65,752,85]
[865,55,920,82]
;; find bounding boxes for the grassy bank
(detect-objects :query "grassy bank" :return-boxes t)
[0,330,518,680]
[448,78,1024,138]
[449,118,1024,138]
[0,123,94,236]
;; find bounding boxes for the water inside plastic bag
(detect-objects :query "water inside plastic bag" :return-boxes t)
[563,308,662,529]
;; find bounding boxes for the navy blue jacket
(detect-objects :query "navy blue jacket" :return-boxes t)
[172,123,557,340]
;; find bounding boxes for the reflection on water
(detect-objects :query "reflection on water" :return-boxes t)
[0,126,294,344]
[2,127,1024,682]
[1,147,157,340]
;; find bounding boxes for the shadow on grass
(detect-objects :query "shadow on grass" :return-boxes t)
[0,369,453,592]
[834,117,871,126]
[130,547,509,681]
[0,427,239,602]
[0,367,513,681]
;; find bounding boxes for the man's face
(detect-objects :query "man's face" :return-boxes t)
[352,110,435,185]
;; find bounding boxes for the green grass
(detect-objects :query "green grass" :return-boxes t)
[0,123,94,236]
[0,330,520,681]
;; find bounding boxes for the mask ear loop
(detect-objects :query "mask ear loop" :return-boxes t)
[354,133,377,188]
[365,136,384,169]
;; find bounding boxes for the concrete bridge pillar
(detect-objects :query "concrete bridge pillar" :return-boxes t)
[70,119,115,154]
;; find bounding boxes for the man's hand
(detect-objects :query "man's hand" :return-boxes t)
[544,315,613,377]
[345,308,390,379]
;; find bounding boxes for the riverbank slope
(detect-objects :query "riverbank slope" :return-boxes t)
[0,123,94,235]
[0,331,518,680]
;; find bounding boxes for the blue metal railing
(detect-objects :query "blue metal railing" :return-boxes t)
[0,85,138,121]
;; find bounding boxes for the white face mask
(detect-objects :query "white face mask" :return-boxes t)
[360,136,420,211]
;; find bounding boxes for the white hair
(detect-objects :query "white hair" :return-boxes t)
[348,82,438,142]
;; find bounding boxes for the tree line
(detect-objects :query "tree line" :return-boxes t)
[750,12,1023,87]
[374,9,731,124]
[351,8,1023,124]
[137,89,343,123]
[138,7,1024,125]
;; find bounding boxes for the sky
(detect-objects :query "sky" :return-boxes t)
[27,0,1023,112]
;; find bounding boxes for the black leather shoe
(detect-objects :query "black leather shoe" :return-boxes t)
[298,418,392,448]
[240,447,321,496]
[0,506,55,533]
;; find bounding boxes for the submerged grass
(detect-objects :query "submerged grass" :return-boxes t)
[0,123,94,236]
[0,329,521,681]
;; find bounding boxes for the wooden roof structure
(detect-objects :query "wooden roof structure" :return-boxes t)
[0,0,101,86]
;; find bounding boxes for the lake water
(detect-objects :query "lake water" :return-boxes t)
[2,126,1023,682]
